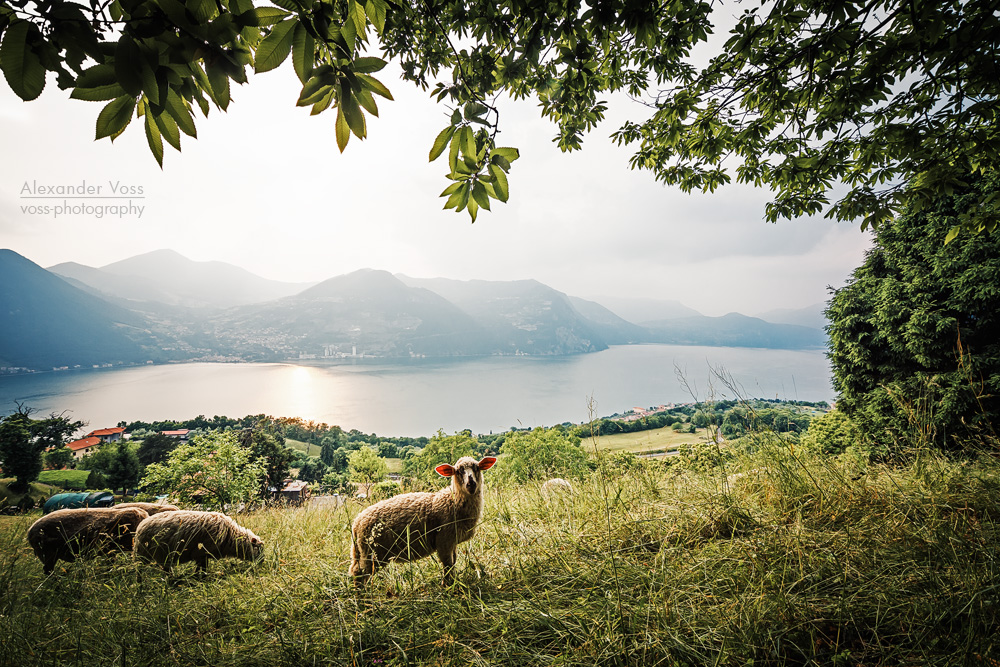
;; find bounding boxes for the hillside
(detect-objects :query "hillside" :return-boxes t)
[211,269,494,357]
[643,312,827,349]
[399,275,619,353]
[0,250,162,370]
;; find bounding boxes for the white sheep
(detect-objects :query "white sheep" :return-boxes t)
[133,510,264,573]
[350,456,497,587]
[27,507,150,575]
[541,478,574,497]
[115,501,180,515]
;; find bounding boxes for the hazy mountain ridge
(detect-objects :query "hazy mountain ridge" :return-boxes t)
[5,249,829,371]
[0,250,166,370]
[642,312,828,349]
[49,249,314,308]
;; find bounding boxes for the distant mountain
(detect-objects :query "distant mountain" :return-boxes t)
[212,269,494,357]
[50,249,314,308]
[48,260,178,303]
[642,312,827,349]
[755,302,828,330]
[592,296,703,324]
[398,276,616,353]
[0,250,163,370]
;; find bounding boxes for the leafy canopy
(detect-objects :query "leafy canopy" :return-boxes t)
[347,444,387,484]
[401,429,474,487]
[1,0,997,232]
[498,427,589,484]
[140,430,266,508]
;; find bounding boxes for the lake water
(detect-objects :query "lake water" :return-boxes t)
[0,345,833,436]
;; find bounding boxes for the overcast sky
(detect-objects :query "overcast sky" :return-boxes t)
[0,56,872,317]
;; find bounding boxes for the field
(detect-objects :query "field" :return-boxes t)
[587,424,711,455]
[37,469,92,489]
[2,442,997,666]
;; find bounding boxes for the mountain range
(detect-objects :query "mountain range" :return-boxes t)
[0,249,827,372]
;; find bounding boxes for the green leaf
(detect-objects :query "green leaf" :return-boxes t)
[299,83,333,107]
[944,225,961,245]
[291,23,314,84]
[356,73,392,100]
[352,57,386,74]
[0,21,46,101]
[153,110,182,151]
[95,95,136,140]
[185,0,217,21]
[355,87,378,116]
[144,109,164,166]
[439,182,462,197]
[140,61,160,106]
[448,132,461,173]
[297,69,333,104]
[488,164,509,201]
[491,147,520,163]
[341,93,366,139]
[467,195,479,222]
[471,181,490,211]
[364,0,387,32]
[236,7,291,26]
[74,63,117,89]
[464,102,487,120]
[114,35,144,96]
[429,126,454,162]
[206,59,230,109]
[335,103,350,152]
[255,19,296,73]
[443,184,467,210]
[156,0,194,28]
[70,83,128,101]
[165,89,197,137]
[459,126,475,161]
[310,87,335,115]
[349,0,367,36]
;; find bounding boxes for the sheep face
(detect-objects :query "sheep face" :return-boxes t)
[235,532,265,561]
[435,456,497,496]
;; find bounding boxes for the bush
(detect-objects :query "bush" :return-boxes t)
[371,480,402,500]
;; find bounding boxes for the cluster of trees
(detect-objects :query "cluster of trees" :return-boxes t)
[0,406,83,492]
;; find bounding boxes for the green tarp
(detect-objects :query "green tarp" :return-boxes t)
[42,492,115,514]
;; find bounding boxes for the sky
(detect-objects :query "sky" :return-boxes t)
[0,53,873,317]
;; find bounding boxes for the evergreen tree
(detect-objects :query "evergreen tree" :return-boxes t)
[827,175,1000,453]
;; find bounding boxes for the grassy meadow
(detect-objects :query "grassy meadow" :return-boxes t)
[2,439,998,666]
[588,425,710,455]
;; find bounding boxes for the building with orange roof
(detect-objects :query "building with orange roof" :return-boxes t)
[86,427,125,443]
[66,436,102,460]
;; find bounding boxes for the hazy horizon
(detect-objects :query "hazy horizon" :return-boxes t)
[2,61,872,318]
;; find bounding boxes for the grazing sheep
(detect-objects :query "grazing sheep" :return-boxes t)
[115,502,180,515]
[541,478,574,497]
[27,507,150,575]
[350,456,497,587]
[133,510,264,573]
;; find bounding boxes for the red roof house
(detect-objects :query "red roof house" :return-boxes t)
[86,427,125,443]
[66,436,102,459]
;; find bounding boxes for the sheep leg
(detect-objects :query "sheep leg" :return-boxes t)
[438,546,456,586]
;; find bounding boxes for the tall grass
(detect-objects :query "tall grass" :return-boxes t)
[1,441,998,666]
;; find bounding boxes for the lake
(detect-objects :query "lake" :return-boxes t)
[0,345,833,436]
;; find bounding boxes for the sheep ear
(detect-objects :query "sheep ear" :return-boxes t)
[435,463,455,477]
[478,457,497,471]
